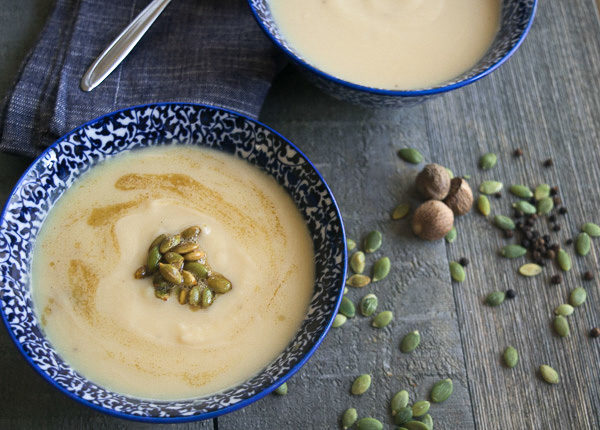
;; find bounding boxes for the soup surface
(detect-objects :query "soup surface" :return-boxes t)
[32,145,315,400]
[268,0,502,90]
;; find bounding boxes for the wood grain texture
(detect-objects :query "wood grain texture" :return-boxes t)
[2,0,600,429]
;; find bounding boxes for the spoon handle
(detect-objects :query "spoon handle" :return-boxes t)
[80,0,172,92]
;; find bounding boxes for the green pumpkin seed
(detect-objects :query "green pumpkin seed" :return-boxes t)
[477,195,491,216]
[518,263,542,277]
[183,262,210,280]
[493,215,515,230]
[372,311,393,328]
[576,232,591,256]
[430,378,453,403]
[582,222,600,237]
[347,274,371,288]
[510,184,533,199]
[391,390,410,414]
[356,417,383,430]
[350,251,366,274]
[412,400,430,417]
[421,414,433,430]
[134,265,147,279]
[540,365,559,384]
[341,408,357,429]
[184,250,206,262]
[449,261,465,282]
[154,286,170,301]
[394,407,413,425]
[534,184,550,200]
[360,294,378,317]
[392,203,411,220]
[445,226,457,243]
[274,382,287,395]
[485,291,505,307]
[188,285,201,306]
[372,257,391,282]
[207,274,232,294]
[364,230,382,253]
[500,244,527,258]
[400,330,421,353]
[513,200,536,215]
[537,197,554,215]
[149,234,167,250]
[171,242,199,254]
[479,153,497,170]
[351,374,371,395]
[347,238,356,251]
[344,287,348,295]
[553,315,570,337]
[479,180,503,195]
[178,287,189,304]
[554,304,574,316]
[404,421,429,430]
[147,245,161,273]
[159,234,181,253]
[181,226,201,240]
[181,270,197,287]
[162,251,182,263]
[555,248,571,272]
[569,287,587,307]
[398,148,424,164]
[201,287,214,308]
[340,297,356,318]
[158,263,183,284]
[332,314,347,328]
[503,346,519,368]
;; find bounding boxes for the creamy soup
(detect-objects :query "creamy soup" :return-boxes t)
[32,146,315,400]
[268,0,502,90]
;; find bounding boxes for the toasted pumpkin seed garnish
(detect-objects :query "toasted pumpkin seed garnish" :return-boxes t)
[134,265,147,279]
[207,274,232,294]
[171,242,200,254]
[178,287,189,305]
[159,234,181,253]
[184,250,206,262]
[147,245,161,274]
[181,225,201,240]
[201,287,214,308]
[149,234,166,250]
[182,270,197,287]
[159,263,183,284]
[184,262,210,280]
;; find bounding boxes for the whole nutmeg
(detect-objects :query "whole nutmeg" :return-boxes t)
[412,200,455,241]
[415,164,451,200]
[444,177,473,215]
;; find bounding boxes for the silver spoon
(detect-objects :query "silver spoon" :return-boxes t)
[80,0,172,92]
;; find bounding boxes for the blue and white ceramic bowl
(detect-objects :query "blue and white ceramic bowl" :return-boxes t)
[0,103,346,422]
[248,0,537,107]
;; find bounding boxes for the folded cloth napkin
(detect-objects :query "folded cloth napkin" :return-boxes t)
[0,0,282,157]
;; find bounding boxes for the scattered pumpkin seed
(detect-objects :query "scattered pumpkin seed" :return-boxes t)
[181,226,201,240]
[449,261,466,282]
[391,390,410,415]
[201,287,214,308]
[347,274,371,288]
[430,378,453,403]
[159,234,181,253]
[540,365,559,384]
[134,265,147,279]
[479,153,497,170]
[184,250,206,262]
[360,294,378,317]
[332,314,347,328]
[553,315,570,337]
[569,287,587,307]
[351,374,372,395]
[554,304,574,316]
[445,226,457,243]
[518,263,542,277]
[372,257,391,282]
[392,203,411,220]
[342,408,358,429]
[158,263,183,284]
[509,184,533,199]
[274,382,288,395]
[534,184,550,200]
[347,238,356,251]
[412,400,430,417]
[556,249,571,271]
[398,148,424,164]
[493,215,515,230]
[372,311,393,328]
[582,222,600,237]
[149,234,167,250]
[350,251,366,274]
[207,274,232,294]
[485,291,505,307]
[147,245,161,273]
[181,270,197,287]
[394,407,413,426]
[503,346,519,368]
[479,180,503,195]
[188,285,201,306]
[537,197,554,215]
[340,297,356,318]
[400,330,421,353]
[477,195,491,216]
[421,414,433,430]
[178,287,188,304]
[404,421,429,430]
[183,262,210,280]
[364,230,383,253]
[356,417,383,430]
[500,244,527,258]
[576,232,591,256]
[513,200,536,215]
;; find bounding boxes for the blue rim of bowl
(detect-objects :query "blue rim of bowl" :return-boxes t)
[247,0,538,97]
[0,102,348,423]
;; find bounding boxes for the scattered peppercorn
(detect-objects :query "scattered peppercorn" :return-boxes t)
[550,274,562,285]
[546,250,556,260]
[552,225,561,232]
[550,186,559,196]
[543,159,553,167]
[553,197,562,206]
[566,238,573,245]
[550,243,560,252]
[506,289,517,299]
[494,192,502,199]
[584,271,594,281]
[513,210,523,219]
[459,257,470,267]
[558,207,567,215]
[513,148,523,157]
[504,230,514,239]
[548,215,557,223]
[590,328,600,338]
[528,196,536,205]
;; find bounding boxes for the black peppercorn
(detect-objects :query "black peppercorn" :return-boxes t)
[558,207,567,215]
[550,243,560,252]
[550,274,562,285]
[459,257,469,267]
[513,210,523,219]
[584,271,594,281]
[506,289,517,299]
[494,192,502,199]
[552,225,561,232]
[543,158,553,167]
[522,239,531,248]
[513,148,523,157]
[590,328,600,338]
[550,186,559,196]
[553,197,562,206]
[566,238,573,245]
[516,222,524,230]
[504,230,514,239]
[548,215,557,223]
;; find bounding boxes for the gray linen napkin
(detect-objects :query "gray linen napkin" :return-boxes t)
[0,0,281,157]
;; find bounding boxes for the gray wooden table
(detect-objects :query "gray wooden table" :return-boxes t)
[2,0,600,428]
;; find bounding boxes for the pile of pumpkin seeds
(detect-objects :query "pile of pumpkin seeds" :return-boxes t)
[134,226,232,308]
